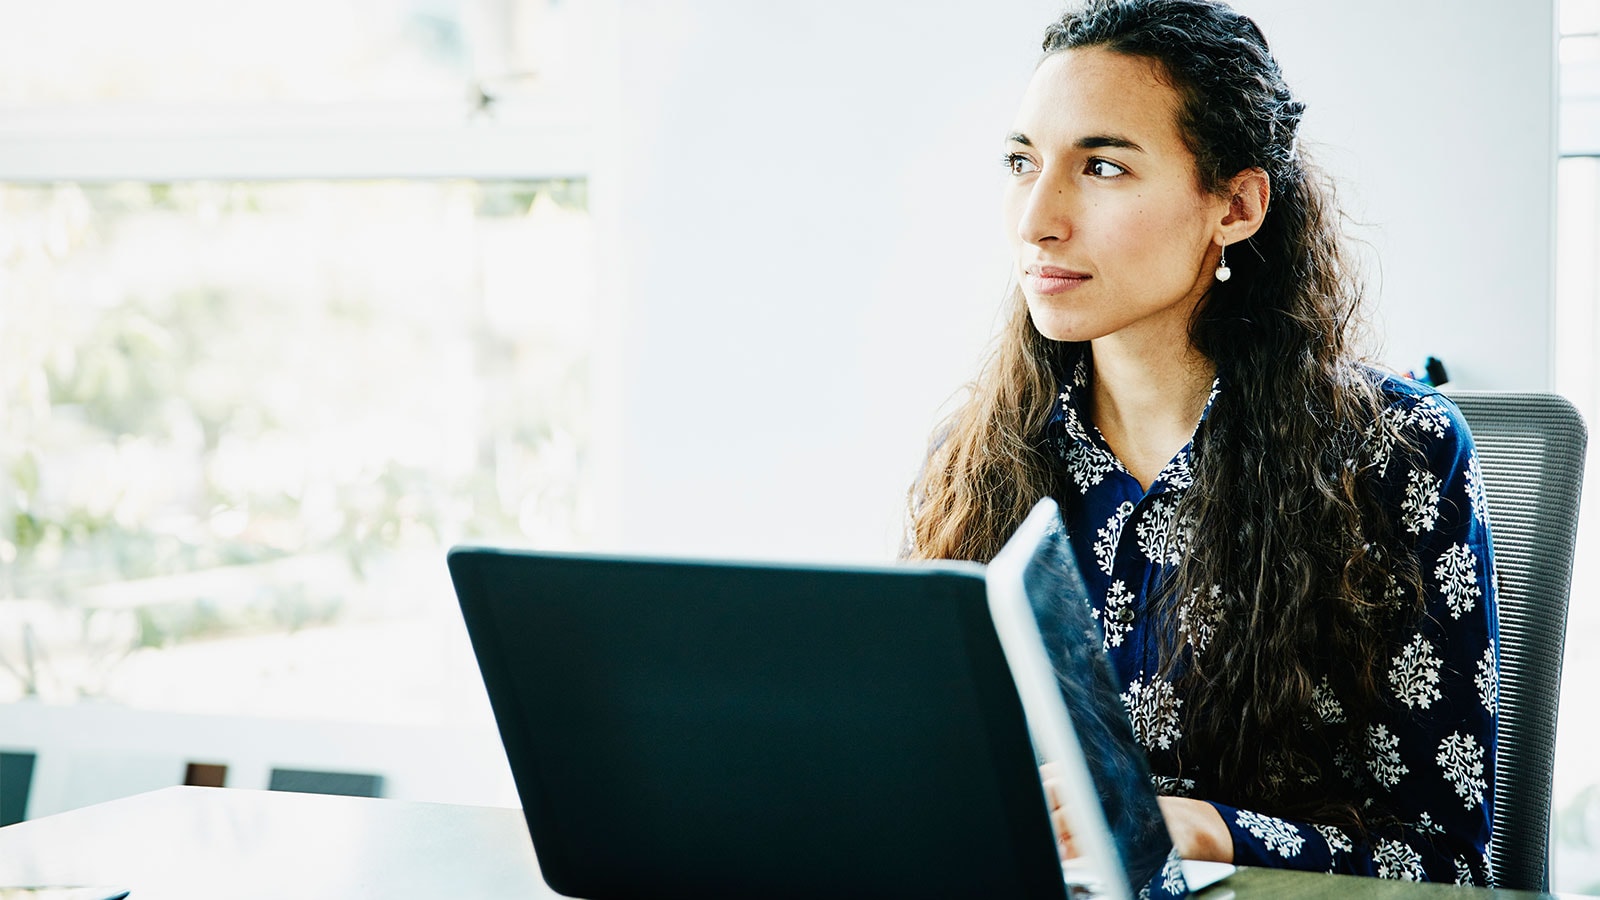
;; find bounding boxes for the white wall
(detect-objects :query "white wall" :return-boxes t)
[606,0,1557,562]
[1247,1,1556,392]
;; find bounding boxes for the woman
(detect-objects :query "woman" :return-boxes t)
[907,0,1497,885]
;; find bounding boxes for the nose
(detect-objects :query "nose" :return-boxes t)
[1015,171,1075,247]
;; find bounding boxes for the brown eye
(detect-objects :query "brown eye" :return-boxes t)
[1002,153,1039,176]
[1086,158,1127,178]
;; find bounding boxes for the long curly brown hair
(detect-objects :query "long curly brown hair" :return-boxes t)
[906,0,1422,832]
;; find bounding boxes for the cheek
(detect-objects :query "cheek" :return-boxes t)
[1095,194,1203,271]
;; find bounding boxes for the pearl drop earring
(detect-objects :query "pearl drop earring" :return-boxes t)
[1215,241,1232,283]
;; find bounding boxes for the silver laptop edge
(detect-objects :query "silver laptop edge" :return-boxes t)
[985,498,1236,897]
[986,500,1138,900]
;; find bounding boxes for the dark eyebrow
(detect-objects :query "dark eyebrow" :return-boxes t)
[1079,134,1145,153]
[1006,131,1145,153]
[1079,134,1144,152]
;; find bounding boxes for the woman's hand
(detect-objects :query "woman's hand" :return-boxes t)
[1039,762,1078,859]
[1156,796,1233,863]
[1041,764,1233,865]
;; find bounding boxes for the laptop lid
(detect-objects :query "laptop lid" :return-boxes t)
[448,548,1068,900]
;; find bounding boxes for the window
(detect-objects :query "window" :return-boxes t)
[1,179,597,727]
[0,1,608,743]
[0,0,582,107]
[1553,0,1600,893]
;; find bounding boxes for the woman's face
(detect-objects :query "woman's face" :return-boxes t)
[1003,47,1228,347]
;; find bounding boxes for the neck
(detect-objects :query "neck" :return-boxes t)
[1091,341,1214,426]
[1088,327,1215,491]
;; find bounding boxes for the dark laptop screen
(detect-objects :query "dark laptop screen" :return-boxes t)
[450,548,1068,900]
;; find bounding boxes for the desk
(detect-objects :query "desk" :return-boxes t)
[1195,867,1581,900]
[0,787,1580,899]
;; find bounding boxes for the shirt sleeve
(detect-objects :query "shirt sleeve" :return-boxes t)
[1205,392,1498,885]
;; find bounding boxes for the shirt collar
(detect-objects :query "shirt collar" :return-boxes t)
[1052,353,1222,485]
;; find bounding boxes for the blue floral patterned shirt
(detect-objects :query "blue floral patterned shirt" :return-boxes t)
[1048,361,1499,886]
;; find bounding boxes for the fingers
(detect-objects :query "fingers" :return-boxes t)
[1039,763,1078,860]
[1042,775,1063,811]
[1052,804,1079,859]
[1039,761,1064,808]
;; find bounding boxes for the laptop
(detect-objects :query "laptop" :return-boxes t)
[448,497,1233,899]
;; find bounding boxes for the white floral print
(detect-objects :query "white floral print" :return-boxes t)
[1160,854,1186,895]
[1093,501,1136,576]
[1177,584,1222,654]
[1434,543,1482,619]
[1059,385,1088,439]
[1375,838,1425,881]
[1464,454,1489,526]
[1368,395,1451,479]
[1367,724,1409,789]
[1366,405,1408,477]
[1235,810,1304,858]
[1383,571,1405,606]
[1151,774,1197,796]
[1475,642,1499,715]
[1333,742,1362,784]
[1409,396,1452,439]
[1067,441,1121,494]
[1135,497,1187,566]
[1402,467,1443,534]
[1121,674,1183,752]
[1092,580,1135,650]
[1312,676,1347,724]
[1156,452,1194,491]
[1436,732,1487,810]
[1389,633,1443,709]
[1058,379,1127,495]
[1315,824,1353,856]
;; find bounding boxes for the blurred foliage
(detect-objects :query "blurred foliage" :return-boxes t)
[0,179,595,699]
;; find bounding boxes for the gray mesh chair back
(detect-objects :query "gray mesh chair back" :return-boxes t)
[1451,392,1587,891]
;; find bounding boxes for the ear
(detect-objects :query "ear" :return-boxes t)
[1216,167,1270,246]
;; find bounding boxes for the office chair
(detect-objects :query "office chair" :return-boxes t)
[1451,392,1588,891]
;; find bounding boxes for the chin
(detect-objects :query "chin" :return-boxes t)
[1024,301,1096,344]
[1033,323,1086,343]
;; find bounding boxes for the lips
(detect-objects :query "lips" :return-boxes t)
[1024,265,1091,295]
